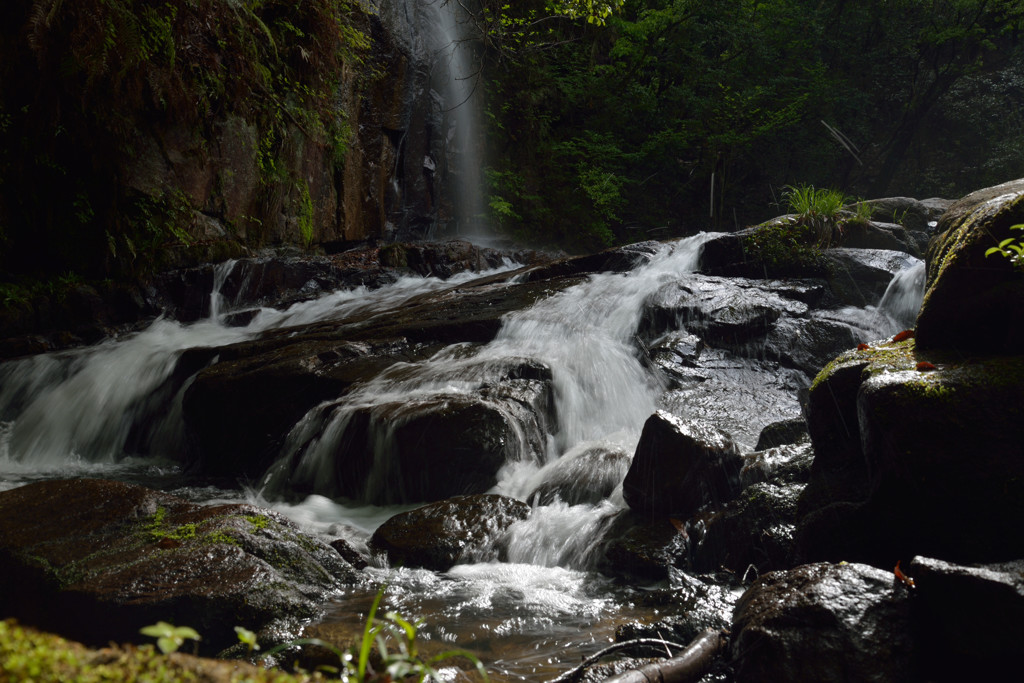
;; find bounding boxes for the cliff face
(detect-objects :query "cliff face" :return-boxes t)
[0,0,464,280]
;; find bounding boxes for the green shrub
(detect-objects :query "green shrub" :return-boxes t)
[782,184,851,248]
[985,223,1024,271]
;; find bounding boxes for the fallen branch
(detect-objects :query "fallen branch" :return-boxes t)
[599,629,726,683]
[548,638,690,683]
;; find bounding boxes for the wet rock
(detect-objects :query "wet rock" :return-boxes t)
[369,494,530,571]
[377,240,509,278]
[622,411,743,519]
[730,562,915,683]
[615,572,736,646]
[263,357,553,504]
[646,332,704,385]
[762,316,860,375]
[821,247,915,306]
[600,513,690,582]
[355,393,539,504]
[908,555,1024,680]
[658,349,808,450]
[522,240,661,282]
[329,538,369,570]
[528,445,631,506]
[797,338,1024,566]
[0,479,356,655]
[835,220,916,255]
[183,337,424,479]
[693,482,802,574]
[740,442,814,488]
[853,196,949,233]
[637,275,812,350]
[754,417,809,451]
[917,178,1024,354]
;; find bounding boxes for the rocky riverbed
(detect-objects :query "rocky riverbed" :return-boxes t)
[2,180,1024,681]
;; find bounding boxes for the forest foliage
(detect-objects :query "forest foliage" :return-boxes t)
[1,0,1023,283]
[477,0,1024,250]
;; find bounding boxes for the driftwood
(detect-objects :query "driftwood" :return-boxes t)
[599,629,726,683]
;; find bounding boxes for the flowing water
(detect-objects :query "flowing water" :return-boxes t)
[0,238,926,680]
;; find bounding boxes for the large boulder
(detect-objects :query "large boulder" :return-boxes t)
[917,178,1024,354]
[369,494,530,571]
[637,274,816,351]
[622,411,743,519]
[0,479,357,654]
[797,336,1024,566]
[263,357,553,505]
[730,562,914,683]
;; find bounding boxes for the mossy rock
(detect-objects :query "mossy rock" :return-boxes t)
[798,336,1024,566]
[0,479,359,655]
[917,178,1024,353]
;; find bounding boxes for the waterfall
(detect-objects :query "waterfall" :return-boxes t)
[429,0,488,239]
[876,259,926,329]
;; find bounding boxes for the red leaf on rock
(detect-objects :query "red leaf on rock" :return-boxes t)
[857,343,870,351]
[894,560,916,588]
[892,329,915,342]
[916,361,936,371]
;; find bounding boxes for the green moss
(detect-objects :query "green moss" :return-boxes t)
[0,619,316,682]
[245,514,271,531]
[742,219,832,278]
[202,530,240,547]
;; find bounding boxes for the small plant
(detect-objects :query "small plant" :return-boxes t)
[235,626,261,655]
[260,588,489,682]
[985,224,1024,271]
[782,184,851,247]
[140,622,201,655]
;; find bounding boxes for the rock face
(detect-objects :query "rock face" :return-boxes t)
[916,178,1024,354]
[622,411,743,519]
[0,479,358,654]
[730,562,914,683]
[369,494,530,571]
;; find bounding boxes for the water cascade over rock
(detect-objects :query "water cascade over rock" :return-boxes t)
[0,190,958,679]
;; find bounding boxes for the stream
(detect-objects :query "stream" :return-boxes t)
[0,235,924,681]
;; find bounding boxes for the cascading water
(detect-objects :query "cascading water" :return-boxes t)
[876,259,926,329]
[0,234,932,680]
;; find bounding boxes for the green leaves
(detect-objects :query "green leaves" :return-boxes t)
[985,224,1024,271]
[139,622,201,655]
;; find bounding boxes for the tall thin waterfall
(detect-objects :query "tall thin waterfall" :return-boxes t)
[430,0,487,238]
